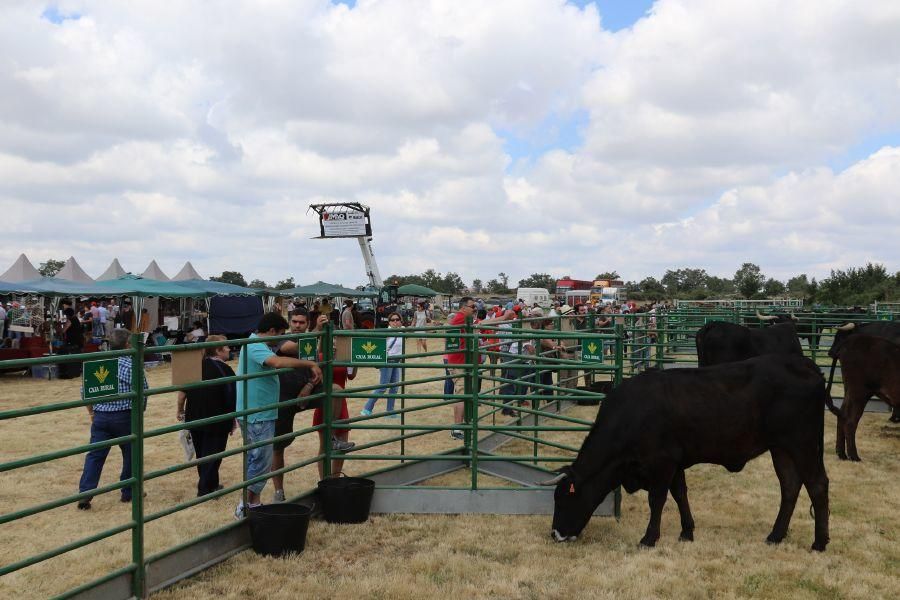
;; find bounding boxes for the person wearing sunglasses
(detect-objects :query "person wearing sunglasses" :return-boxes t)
[361,313,404,417]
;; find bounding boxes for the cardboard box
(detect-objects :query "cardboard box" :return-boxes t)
[172,349,203,386]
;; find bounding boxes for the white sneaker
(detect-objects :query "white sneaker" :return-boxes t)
[234,501,246,520]
[273,489,285,503]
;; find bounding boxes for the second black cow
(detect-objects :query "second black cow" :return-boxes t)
[695,320,803,367]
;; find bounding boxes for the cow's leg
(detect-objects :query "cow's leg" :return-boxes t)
[639,465,675,548]
[669,469,695,542]
[890,405,900,424]
[843,385,870,462]
[834,411,847,460]
[789,446,831,552]
[767,448,801,545]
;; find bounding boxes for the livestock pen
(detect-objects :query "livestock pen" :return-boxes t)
[1,310,898,599]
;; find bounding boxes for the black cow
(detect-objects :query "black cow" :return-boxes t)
[545,354,830,551]
[695,321,803,367]
[828,321,900,423]
[828,335,900,461]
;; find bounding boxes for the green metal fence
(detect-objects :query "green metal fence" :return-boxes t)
[0,305,887,597]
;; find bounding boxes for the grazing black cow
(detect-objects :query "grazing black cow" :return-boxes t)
[544,355,830,551]
[827,335,900,461]
[828,321,900,423]
[695,320,803,367]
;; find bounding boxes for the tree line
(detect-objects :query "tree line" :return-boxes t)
[35,259,898,305]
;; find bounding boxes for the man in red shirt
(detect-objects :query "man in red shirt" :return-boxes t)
[445,297,515,439]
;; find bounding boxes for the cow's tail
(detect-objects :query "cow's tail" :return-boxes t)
[823,356,841,417]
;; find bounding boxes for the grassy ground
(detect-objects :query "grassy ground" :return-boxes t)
[1,342,898,599]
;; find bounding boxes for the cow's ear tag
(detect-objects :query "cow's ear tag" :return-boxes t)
[569,483,575,495]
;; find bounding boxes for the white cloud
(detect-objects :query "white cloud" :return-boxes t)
[0,0,898,287]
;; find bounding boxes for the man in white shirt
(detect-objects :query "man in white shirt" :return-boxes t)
[0,303,6,339]
[98,302,109,337]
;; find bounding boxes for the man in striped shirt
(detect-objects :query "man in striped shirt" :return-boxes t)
[77,329,148,510]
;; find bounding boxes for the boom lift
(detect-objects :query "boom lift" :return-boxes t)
[309,203,398,328]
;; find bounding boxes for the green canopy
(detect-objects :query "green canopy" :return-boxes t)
[88,275,207,298]
[398,283,440,297]
[168,278,265,297]
[279,281,376,298]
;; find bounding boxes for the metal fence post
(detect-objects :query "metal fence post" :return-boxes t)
[322,323,334,478]
[130,333,146,598]
[614,323,625,387]
[466,316,478,490]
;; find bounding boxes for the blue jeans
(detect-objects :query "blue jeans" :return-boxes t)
[443,358,455,395]
[241,420,275,495]
[78,410,133,501]
[365,364,401,412]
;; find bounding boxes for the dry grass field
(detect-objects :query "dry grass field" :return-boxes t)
[1,345,899,599]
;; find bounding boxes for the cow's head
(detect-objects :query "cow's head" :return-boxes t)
[541,466,604,542]
[828,322,857,359]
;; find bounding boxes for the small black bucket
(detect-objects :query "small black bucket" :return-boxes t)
[247,503,312,557]
[317,476,375,524]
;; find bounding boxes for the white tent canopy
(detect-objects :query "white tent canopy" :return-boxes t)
[55,256,94,283]
[0,253,41,282]
[97,258,127,281]
[141,260,170,281]
[171,261,203,281]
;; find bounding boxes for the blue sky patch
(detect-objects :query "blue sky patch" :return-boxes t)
[828,131,900,171]
[499,109,589,165]
[570,0,655,31]
[42,5,81,24]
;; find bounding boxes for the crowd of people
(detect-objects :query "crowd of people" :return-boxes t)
[71,293,652,515]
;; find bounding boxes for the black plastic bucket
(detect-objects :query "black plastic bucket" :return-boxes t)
[317,476,375,524]
[247,503,312,557]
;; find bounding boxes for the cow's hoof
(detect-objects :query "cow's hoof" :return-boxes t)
[638,537,657,548]
[849,456,862,462]
[765,533,784,545]
[678,531,694,542]
[811,540,828,552]
[836,452,848,461]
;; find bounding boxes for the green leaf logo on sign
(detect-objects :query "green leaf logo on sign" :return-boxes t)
[351,337,387,363]
[581,337,604,363]
[878,313,893,321]
[83,359,120,400]
[444,329,462,351]
[299,339,317,361]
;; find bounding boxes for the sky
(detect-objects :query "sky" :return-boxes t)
[2,0,899,288]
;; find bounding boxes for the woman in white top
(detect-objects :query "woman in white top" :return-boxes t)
[413,301,430,353]
[361,312,404,416]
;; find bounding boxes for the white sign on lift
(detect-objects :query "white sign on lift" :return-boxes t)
[322,210,367,237]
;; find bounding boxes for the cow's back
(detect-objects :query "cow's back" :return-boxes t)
[591,355,825,470]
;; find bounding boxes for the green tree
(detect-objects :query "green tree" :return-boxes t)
[817,263,897,305]
[485,279,504,294]
[661,268,708,296]
[497,272,509,289]
[706,276,733,295]
[441,272,466,294]
[786,274,809,298]
[39,258,65,277]
[733,263,765,299]
[248,279,269,289]
[594,271,620,281]
[638,276,667,300]
[518,273,555,290]
[210,271,248,287]
[471,279,483,294]
[275,277,296,290]
[763,278,786,297]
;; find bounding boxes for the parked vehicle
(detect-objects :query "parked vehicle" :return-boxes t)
[516,288,552,308]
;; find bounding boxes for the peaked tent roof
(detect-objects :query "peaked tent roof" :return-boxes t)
[97,258,127,281]
[56,256,95,283]
[171,261,203,281]
[0,254,41,282]
[280,281,377,298]
[397,283,440,297]
[141,260,170,281]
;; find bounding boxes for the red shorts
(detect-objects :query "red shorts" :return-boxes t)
[313,398,349,434]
